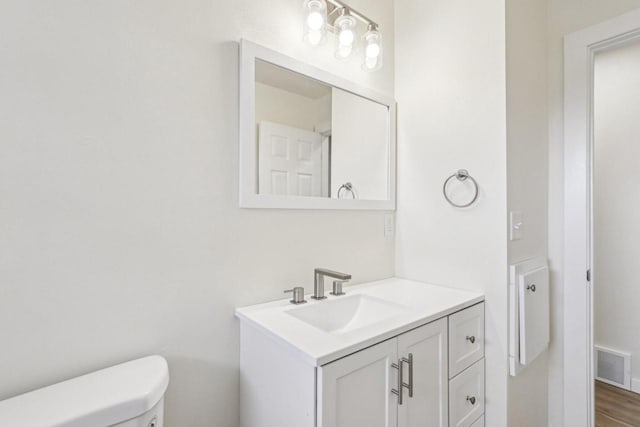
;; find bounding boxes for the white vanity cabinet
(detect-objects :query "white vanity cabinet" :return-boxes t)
[319,318,448,427]
[448,303,485,427]
[237,279,485,427]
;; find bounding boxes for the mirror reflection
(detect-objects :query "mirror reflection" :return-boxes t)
[255,59,389,201]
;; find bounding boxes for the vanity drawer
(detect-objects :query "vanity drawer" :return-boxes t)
[449,359,485,427]
[448,303,484,377]
[470,415,484,427]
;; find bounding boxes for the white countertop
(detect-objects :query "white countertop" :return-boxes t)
[235,278,484,366]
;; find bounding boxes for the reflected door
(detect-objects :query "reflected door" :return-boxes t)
[258,121,324,197]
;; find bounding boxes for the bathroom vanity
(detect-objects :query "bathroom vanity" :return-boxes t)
[236,278,485,427]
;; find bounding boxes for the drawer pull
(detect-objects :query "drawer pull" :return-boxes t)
[466,395,477,405]
[401,353,414,398]
[466,335,476,344]
[527,284,537,292]
[391,358,404,405]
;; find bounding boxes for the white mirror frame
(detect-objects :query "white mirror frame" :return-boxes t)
[239,40,396,210]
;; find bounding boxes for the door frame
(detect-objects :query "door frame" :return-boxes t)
[563,8,640,426]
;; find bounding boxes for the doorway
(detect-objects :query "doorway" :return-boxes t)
[564,8,640,427]
[592,39,640,427]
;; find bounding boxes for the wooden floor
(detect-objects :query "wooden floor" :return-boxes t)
[596,380,640,427]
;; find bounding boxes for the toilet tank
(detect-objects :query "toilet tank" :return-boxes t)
[0,355,169,427]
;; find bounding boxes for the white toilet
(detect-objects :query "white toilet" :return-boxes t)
[0,355,169,427]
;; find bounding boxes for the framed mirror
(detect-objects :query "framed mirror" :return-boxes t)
[239,40,396,210]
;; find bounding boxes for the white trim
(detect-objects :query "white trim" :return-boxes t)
[563,8,640,427]
[239,39,397,210]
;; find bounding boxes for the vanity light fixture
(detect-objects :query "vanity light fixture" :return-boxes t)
[303,0,328,47]
[302,0,383,71]
[334,8,357,60]
[362,23,382,71]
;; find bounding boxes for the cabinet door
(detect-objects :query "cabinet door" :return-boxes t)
[318,338,398,427]
[397,318,448,427]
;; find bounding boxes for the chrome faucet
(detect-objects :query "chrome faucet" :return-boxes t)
[312,268,352,300]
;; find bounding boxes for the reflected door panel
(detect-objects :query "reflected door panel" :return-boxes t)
[258,121,324,197]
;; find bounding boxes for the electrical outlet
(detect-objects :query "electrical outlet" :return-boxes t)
[384,213,395,238]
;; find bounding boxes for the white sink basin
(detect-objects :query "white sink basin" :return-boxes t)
[286,294,408,334]
[236,278,485,365]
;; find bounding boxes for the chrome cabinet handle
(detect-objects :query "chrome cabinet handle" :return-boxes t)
[401,353,414,397]
[466,335,476,344]
[527,284,537,292]
[391,358,404,405]
[467,395,477,405]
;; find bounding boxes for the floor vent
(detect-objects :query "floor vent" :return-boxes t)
[595,345,631,390]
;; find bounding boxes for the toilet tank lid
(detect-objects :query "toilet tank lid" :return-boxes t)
[0,355,169,427]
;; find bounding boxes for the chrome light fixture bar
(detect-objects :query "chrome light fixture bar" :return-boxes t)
[302,0,383,71]
[325,0,376,29]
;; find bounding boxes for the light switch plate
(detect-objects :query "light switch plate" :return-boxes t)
[510,211,523,241]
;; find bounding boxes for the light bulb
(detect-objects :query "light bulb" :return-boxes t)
[366,43,380,58]
[362,25,382,71]
[364,56,377,70]
[307,11,324,31]
[337,46,352,59]
[334,10,357,60]
[339,29,354,46]
[307,31,322,46]
[303,0,327,46]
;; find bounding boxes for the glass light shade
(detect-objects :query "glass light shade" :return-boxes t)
[334,12,357,60]
[362,26,382,71]
[303,0,328,46]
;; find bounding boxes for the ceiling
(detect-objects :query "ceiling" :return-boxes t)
[255,59,331,100]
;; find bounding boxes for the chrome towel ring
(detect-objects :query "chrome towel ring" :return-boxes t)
[443,169,479,208]
[337,182,357,199]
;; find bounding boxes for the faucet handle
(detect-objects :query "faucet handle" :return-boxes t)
[284,286,307,305]
[330,280,347,296]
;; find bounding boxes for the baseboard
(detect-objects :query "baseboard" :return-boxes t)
[631,378,640,394]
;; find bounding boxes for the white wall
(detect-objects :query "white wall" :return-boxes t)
[505,0,549,425]
[546,2,640,425]
[394,0,508,425]
[593,41,640,389]
[0,0,395,425]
